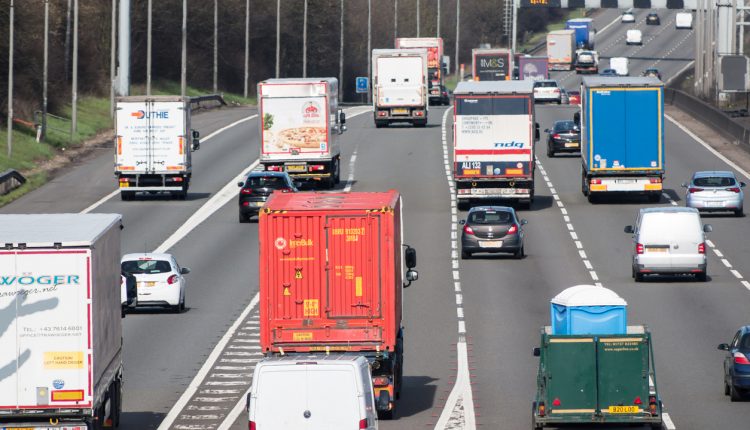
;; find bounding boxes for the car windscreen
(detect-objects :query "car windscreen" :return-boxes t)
[468,211,512,225]
[554,121,578,132]
[534,81,557,88]
[122,260,172,274]
[693,176,736,187]
[741,334,750,351]
[455,97,529,115]
[246,176,288,189]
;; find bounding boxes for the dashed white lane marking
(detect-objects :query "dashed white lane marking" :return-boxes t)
[706,239,715,248]
[722,259,733,268]
[742,281,750,291]
[713,249,724,258]
[435,107,476,430]
[343,151,358,192]
[731,270,744,279]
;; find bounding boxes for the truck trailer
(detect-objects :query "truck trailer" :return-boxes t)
[0,214,124,429]
[472,48,513,81]
[395,37,446,105]
[580,77,665,202]
[115,96,200,200]
[546,30,577,71]
[372,49,429,127]
[258,190,418,418]
[565,18,596,50]
[258,78,346,188]
[453,81,538,209]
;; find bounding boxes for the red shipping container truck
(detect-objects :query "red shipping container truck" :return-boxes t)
[258,190,418,417]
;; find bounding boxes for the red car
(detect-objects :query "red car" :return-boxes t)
[567,90,581,105]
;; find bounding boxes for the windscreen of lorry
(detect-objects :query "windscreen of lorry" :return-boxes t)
[455,97,529,116]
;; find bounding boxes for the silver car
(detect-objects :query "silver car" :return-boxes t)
[682,171,745,217]
[460,206,527,259]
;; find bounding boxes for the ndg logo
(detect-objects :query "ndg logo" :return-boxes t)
[494,141,525,149]
[131,110,169,120]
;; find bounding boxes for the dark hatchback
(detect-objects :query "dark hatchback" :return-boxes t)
[718,326,750,401]
[460,206,526,259]
[646,12,660,25]
[545,120,581,157]
[238,171,298,223]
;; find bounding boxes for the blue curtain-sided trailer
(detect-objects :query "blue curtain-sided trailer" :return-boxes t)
[566,18,595,49]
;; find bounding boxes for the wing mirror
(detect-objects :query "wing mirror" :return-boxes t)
[459,219,466,225]
[521,219,528,225]
[237,181,245,187]
[404,246,417,269]
[681,182,688,188]
[533,347,541,357]
[180,267,191,275]
[191,130,201,151]
[624,225,634,234]
[573,111,581,125]
[718,343,730,351]
[703,224,713,233]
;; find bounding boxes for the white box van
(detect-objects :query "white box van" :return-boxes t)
[610,57,629,76]
[625,207,712,282]
[248,355,378,429]
[676,12,693,29]
[625,29,642,45]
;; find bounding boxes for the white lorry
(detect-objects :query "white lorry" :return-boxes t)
[0,213,124,429]
[372,49,429,127]
[258,78,345,188]
[546,30,577,71]
[115,96,200,200]
[453,81,539,209]
[610,57,630,76]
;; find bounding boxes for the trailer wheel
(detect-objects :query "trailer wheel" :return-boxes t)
[581,172,589,197]
[375,120,388,128]
[120,191,135,201]
[111,377,123,428]
[333,158,341,184]
[648,193,661,203]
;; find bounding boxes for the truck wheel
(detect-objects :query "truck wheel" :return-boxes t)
[120,191,135,201]
[581,172,589,197]
[414,119,427,128]
[111,378,123,427]
[239,212,250,223]
[648,193,661,203]
[333,158,341,184]
[696,271,708,282]
[375,120,388,128]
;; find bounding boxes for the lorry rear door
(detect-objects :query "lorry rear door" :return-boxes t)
[546,337,597,414]
[306,365,361,430]
[597,335,651,416]
[252,365,309,428]
[590,89,627,169]
[116,101,186,173]
[624,89,661,170]
[326,215,381,319]
[376,56,424,107]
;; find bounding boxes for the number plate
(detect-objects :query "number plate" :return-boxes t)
[285,165,306,172]
[479,240,503,248]
[471,188,487,195]
[500,188,516,195]
[646,247,668,253]
[706,201,723,207]
[608,405,640,414]
[617,179,635,184]
[139,281,157,288]
[564,142,579,148]
[254,202,265,207]
[391,108,409,115]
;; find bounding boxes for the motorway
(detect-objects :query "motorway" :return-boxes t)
[3,7,749,430]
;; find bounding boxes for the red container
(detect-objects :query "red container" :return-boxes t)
[259,190,403,354]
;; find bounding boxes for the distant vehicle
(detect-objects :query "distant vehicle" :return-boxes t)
[247,356,379,429]
[395,37,445,105]
[372,49,429,127]
[472,48,513,81]
[566,17,596,49]
[238,171,298,223]
[599,68,618,76]
[647,12,660,25]
[575,50,599,74]
[682,171,746,216]
[121,272,136,315]
[624,207,712,282]
[567,90,581,105]
[121,253,190,312]
[642,68,662,80]
[460,206,527,259]
[621,11,635,23]
[545,120,581,157]
[533,79,562,104]
[546,30,577,71]
[718,326,750,401]
[610,57,629,76]
[440,85,452,105]
[626,29,643,45]
[676,12,693,29]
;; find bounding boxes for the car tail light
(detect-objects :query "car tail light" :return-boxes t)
[734,352,750,365]
[688,187,703,193]
[308,165,325,172]
[649,396,658,416]
[727,187,741,193]
[249,421,256,430]
[507,224,518,234]
[591,179,602,185]
[240,188,253,195]
[538,402,546,417]
[281,188,293,193]
[372,376,390,386]
[463,225,474,235]
[553,88,560,94]
[167,275,178,285]
[266,165,282,172]
[359,418,368,429]
[698,242,706,254]
[636,243,644,254]
[552,134,561,139]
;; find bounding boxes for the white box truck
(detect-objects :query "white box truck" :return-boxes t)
[395,37,447,105]
[372,49,429,128]
[258,78,345,189]
[0,213,124,429]
[115,96,200,201]
[546,30,577,71]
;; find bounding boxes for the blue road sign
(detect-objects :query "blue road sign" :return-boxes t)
[356,77,369,94]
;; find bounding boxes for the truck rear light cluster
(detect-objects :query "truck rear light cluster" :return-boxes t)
[648,396,658,415]
[308,165,325,172]
[538,401,546,417]
[463,225,474,235]
[372,376,390,386]
[649,178,662,183]
[266,165,282,172]
[590,179,602,185]
[552,398,561,406]
[359,418,368,429]
[414,110,424,117]
[698,242,706,254]
[633,396,642,405]
[636,243,644,254]
[378,110,388,117]
[734,352,750,365]
[457,189,471,195]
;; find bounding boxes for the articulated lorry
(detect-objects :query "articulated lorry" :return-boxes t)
[372,49,429,127]
[395,37,446,105]
[0,214,124,429]
[115,96,200,200]
[258,190,418,419]
[546,30,577,71]
[566,18,596,49]
[258,78,346,188]
[579,77,665,202]
[453,81,538,209]
[472,48,513,81]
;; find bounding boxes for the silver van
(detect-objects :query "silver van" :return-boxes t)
[625,207,712,282]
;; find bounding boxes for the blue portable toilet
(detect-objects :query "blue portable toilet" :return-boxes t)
[550,285,627,335]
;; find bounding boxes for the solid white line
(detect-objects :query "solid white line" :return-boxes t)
[80,189,120,214]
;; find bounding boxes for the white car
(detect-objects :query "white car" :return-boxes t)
[121,253,189,312]
[621,11,636,23]
[533,79,562,104]
[676,12,693,29]
[626,29,642,45]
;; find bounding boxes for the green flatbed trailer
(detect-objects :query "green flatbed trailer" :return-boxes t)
[532,325,663,429]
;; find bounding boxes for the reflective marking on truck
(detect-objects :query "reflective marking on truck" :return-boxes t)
[292,332,313,341]
[303,299,319,317]
[551,409,596,414]
[549,338,594,343]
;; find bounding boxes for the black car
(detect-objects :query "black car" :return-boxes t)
[459,206,527,259]
[646,12,660,25]
[642,68,662,80]
[718,326,750,401]
[599,68,618,76]
[440,86,452,106]
[238,171,298,223]
[545,120,581,157]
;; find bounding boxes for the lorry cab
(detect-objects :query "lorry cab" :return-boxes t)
[248,355,378,430]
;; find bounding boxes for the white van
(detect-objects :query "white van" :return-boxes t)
[610,57,629,76]
[248,355,378,430]
[625,207,712,282]
[626,29,642,45]
[676,12,693,29]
